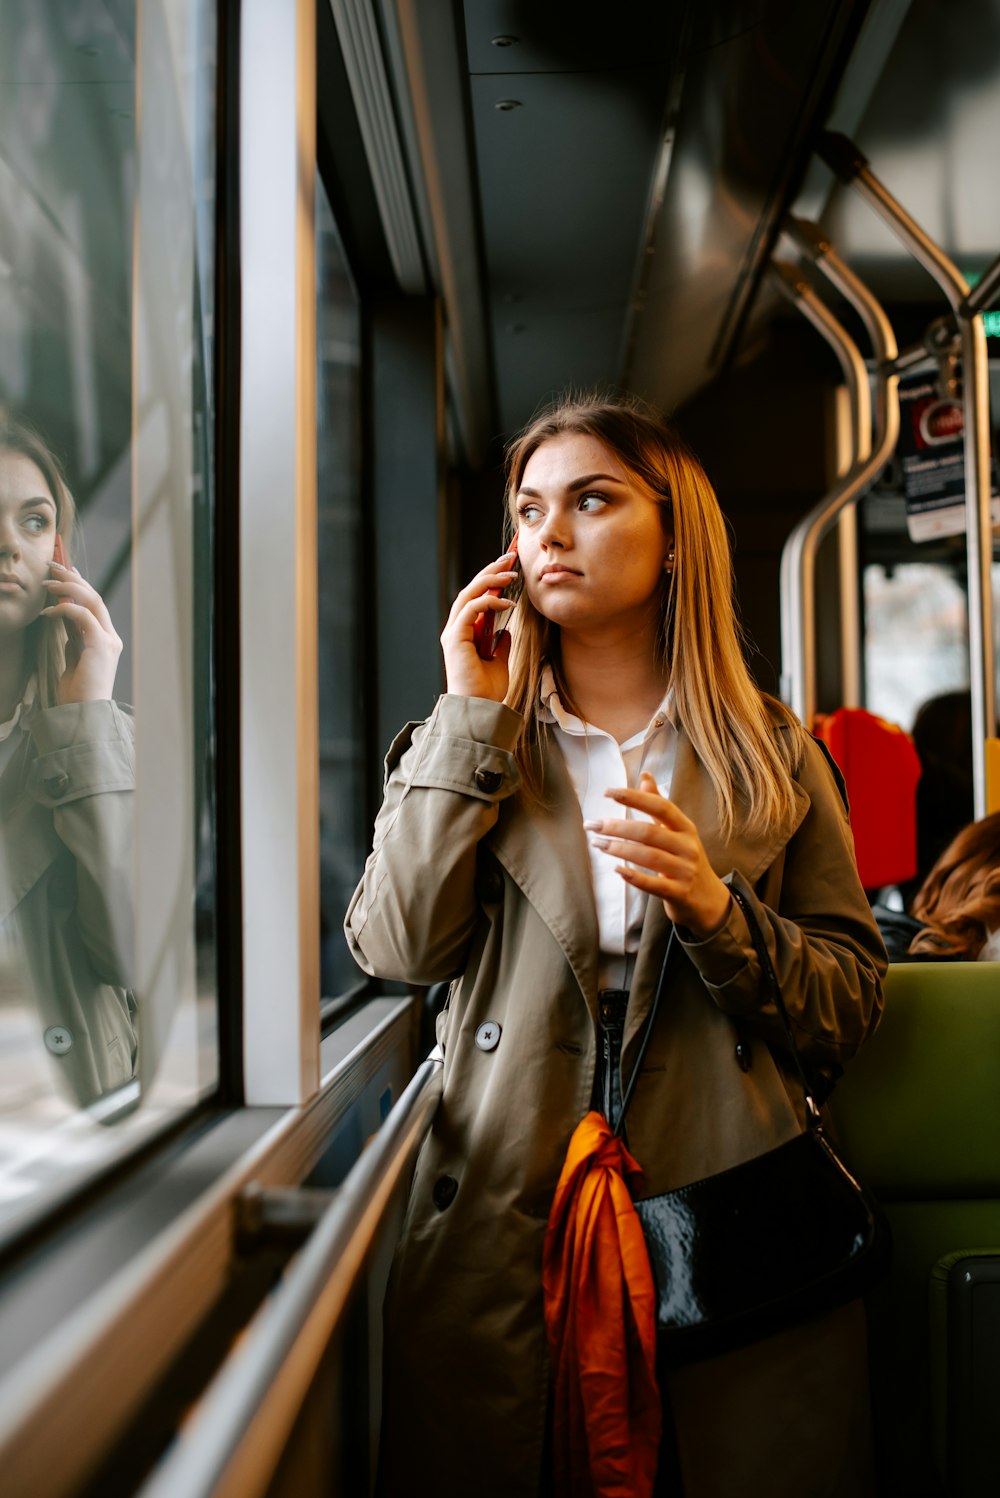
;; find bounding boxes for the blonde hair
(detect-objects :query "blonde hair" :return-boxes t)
[909,812,1000,958]
[0,410,77,709]
[501,393,806,836]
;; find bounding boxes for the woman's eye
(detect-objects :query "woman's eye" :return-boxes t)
[579,492,608,512]
[517,504,542,523]
[24,514,49,533]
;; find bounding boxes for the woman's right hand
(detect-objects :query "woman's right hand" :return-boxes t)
[41,562,123,705]
[440,551,518,701]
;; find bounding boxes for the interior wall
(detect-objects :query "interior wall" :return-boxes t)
[676,321,838,698]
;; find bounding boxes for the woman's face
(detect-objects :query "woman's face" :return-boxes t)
[0,449,58,636]
[515,432,672,640]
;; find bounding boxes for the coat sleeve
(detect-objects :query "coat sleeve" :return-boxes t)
[345,693,523,984]
[27,699,135,987]
[678,736,887,1068]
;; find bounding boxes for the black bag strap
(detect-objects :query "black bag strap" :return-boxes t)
[726,882,823,1124]
[613,928,676,1137]
[614,881,821,1139]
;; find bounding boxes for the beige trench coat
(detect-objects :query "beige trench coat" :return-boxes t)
[346,694,887,1498]
[1,698,136,1106]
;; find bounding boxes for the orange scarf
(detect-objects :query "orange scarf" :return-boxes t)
[542,1110,661,1497]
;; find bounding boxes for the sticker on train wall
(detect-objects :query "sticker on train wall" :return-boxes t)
[896,371,1000,542]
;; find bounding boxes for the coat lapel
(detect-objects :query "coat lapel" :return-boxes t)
[623,726,810,1052]
[488,728,600,1016]
[0,744,61,922]
[488,720,811,1036]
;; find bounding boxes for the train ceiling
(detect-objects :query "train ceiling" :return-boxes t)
[461,0,869,435]
[817,0,1000,307]
[365,0,1000,465]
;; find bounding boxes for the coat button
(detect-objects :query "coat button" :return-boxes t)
[432,1174,458,1210]
[44,772,70,797]
[44,1026,74,1055]
[473,768,502,794]
[475,1021,501,1052]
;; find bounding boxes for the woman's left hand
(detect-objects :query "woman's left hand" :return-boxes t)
[585,771,732,940]
[41,562,123,704]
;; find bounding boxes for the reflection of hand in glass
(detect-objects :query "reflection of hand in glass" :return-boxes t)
[0,411,136,1114]
[40,561,123,704]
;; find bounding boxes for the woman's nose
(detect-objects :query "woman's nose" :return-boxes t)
[538,511,569,549]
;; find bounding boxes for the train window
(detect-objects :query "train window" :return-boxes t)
[0,1,219,1229]
[864,559,1000,730]
[315,176,366,1004]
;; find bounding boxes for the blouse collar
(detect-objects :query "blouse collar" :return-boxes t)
[538,663,675,742]
[0,675,37,743]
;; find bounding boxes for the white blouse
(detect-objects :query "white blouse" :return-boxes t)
[0,675,36,778]
[539,665,677,991]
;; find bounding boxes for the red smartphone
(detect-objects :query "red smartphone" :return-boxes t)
[53,535,67,567]
[473,531,520,660]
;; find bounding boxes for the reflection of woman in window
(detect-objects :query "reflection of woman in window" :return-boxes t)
[0,411,135,1107]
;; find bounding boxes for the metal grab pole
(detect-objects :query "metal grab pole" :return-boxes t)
[782,219,902,711]
[770,262,897,725]
[819,132,997,818]
[771,263,862,721]
[963,251,1000,320]
[785,218,898,446]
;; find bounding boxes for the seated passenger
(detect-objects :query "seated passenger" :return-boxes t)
[899,689,974,909]
[876,812,1000,960]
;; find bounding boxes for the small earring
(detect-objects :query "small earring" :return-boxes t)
[665,550,675,571]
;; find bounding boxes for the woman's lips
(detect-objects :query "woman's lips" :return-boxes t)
[539,567,582,583]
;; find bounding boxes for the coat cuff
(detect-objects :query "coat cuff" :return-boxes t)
[27,701,135,805]
[405,695,523,803]
[676,872,756,1003]
[428,693,523,749]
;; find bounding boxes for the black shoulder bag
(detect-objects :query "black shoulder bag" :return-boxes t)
[623,883,890,1367]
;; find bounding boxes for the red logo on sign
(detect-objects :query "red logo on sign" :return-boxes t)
[918,400,964,446]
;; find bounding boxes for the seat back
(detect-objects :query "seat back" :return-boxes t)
[831,962,1000,1495]
[813,707,922,888]
[833,962,1000,1196]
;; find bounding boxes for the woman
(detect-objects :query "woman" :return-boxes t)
[346,395,886,1497]
[0,410,135,1108]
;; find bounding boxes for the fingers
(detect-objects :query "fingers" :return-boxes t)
[585,774,699,881]
[441,589,516,661]
[585,816,671,847]
[615,864,674,896]
[458,552,518,600]
[602,781,693,831]
[586,829,690,882]
[40,566,123,660]
[43,564,116,634]
[39,598,121,648]
[445,553,518,627]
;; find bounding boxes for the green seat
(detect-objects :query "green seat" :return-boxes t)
[831,961,1000,1497]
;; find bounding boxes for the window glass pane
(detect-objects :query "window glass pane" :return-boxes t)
[0,0,218,1227]
[315,178,365,1001]
[864,559,1000,730]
